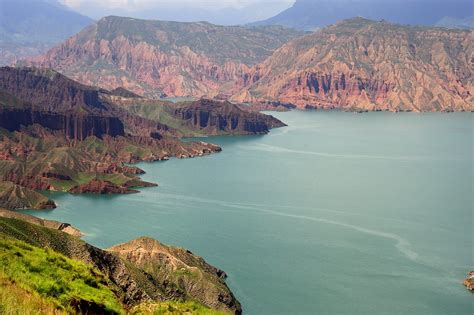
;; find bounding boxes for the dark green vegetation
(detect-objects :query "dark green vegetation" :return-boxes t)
[0,216,240,314]
[0,0,93,65]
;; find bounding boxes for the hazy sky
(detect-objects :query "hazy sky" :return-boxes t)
[59,0,295,25]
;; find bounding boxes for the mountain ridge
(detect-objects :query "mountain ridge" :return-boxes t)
[252,0,473,30]
[24,15,305,98]
[233,18,473,112]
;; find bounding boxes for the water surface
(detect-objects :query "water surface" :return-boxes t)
[26,111,473,314]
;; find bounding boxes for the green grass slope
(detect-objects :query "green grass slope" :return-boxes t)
[0,236,123,314]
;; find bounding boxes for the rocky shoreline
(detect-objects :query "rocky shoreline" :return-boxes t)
[0,67,285,210]
[464,272,474,291]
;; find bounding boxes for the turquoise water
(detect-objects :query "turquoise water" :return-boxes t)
[25,111,473,314]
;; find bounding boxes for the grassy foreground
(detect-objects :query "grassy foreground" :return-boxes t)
[130,301,225,315]
[0,236,123,314]
[0,220,229,315]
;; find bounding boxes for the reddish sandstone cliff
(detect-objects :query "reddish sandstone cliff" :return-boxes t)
[25,16,304,99]
[232,18,474,112]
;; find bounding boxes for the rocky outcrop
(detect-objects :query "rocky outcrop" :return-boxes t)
[0,67,170,140]
[24,16,304,98]
[0,181,56,210]
[108,237,242,314]
[0,217,241,313]
[0,66,109,113]
[0,208,82,237]
[464,272,474,291]
[0,107,125,140]
[171,99,286,135]
[233,18,474,112]
[68,179,139,195]
[116,97,286,136]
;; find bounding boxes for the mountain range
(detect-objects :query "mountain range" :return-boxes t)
[25,16,474,112]
[234,18,473,112]
[0,0,93,65]
[253,0,474,30]
[26,16,305,98]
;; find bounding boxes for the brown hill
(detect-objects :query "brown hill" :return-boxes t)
[233,18,474,112]
[25,16,305,99]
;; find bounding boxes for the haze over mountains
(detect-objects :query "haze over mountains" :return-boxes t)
[254,0,474,30]
[0,0,93,65]
[25,15,473,112]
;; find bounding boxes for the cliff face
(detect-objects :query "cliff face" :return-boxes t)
[233,18,474,112]
[0,107,124,140]
[0,67,172,140]
[116,97,286,136]
[0,66,108,113]
[25,16,304,98]
[172,99,286,135]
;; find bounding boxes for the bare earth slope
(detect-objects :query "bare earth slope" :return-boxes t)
[26,16,304,99]
[233,18,473,112]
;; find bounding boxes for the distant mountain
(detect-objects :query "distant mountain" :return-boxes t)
[0,0,93,65]
[253,0,473,30]
[26,16,305,98]
[232,18,473,112]
[436,15,474,29]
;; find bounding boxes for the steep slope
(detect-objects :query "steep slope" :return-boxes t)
[253,0,473,31]
[0,236,123,314]
[109,237,242,314]
[117,98,286,136]
[0,182,56,210]
[0,208,82,236]
[233,18,473,112]
[0,0,93,65]
[25,16,305,98]
[0,217,241,314]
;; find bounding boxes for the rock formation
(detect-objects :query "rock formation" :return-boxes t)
[0,216,241,313]
[233,18,474,112]
[109,237,242,314]
[117,97,287,136]
[172,99,286,135]
[464,272,474,291]
[24,16,304,98]
[68,179,141,194]
[0,182,56,210]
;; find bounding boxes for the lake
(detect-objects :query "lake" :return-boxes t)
[24,111,473,314]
